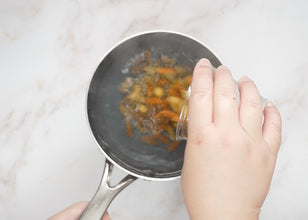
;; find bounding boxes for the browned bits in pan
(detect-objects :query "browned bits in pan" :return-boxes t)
[157,134,169,144]
[119,50,192,151]
[167,141,181,152]
[145,50,152,64]
[141,135,158,145]
[125,120,133,138]
[131,57,144,75]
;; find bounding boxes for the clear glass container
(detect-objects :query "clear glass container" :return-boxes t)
[175,83,267,141]
[175,86,191,140]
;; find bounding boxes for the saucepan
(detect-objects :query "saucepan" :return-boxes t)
[79,31,221,219]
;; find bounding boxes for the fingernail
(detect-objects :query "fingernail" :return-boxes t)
[239,75,251,83]
[266,101,274,107]
[198,58,211,67]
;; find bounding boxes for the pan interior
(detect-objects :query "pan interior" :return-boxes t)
[87,32,221,179]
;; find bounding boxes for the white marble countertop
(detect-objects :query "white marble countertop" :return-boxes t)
[1,0,308,219]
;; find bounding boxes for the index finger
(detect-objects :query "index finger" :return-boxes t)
[188,58,213,137]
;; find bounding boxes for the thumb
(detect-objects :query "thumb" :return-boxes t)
[47,201,111,220]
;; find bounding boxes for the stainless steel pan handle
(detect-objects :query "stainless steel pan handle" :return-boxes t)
[78,160,137,220]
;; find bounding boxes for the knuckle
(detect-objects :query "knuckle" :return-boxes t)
[188,134,205,146]
[217,130,244,151]
[245,98,262,110]
[188,125,211,145]
[190,88,212,99]
[219,135,235,148]
[216,87,234,99]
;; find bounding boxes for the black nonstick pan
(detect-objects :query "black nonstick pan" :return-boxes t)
[79,31,221,219]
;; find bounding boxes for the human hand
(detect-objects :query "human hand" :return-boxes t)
[47,201,110,220]
[181,59,282,220]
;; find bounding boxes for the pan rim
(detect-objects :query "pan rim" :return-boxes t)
[85,30,221,181]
